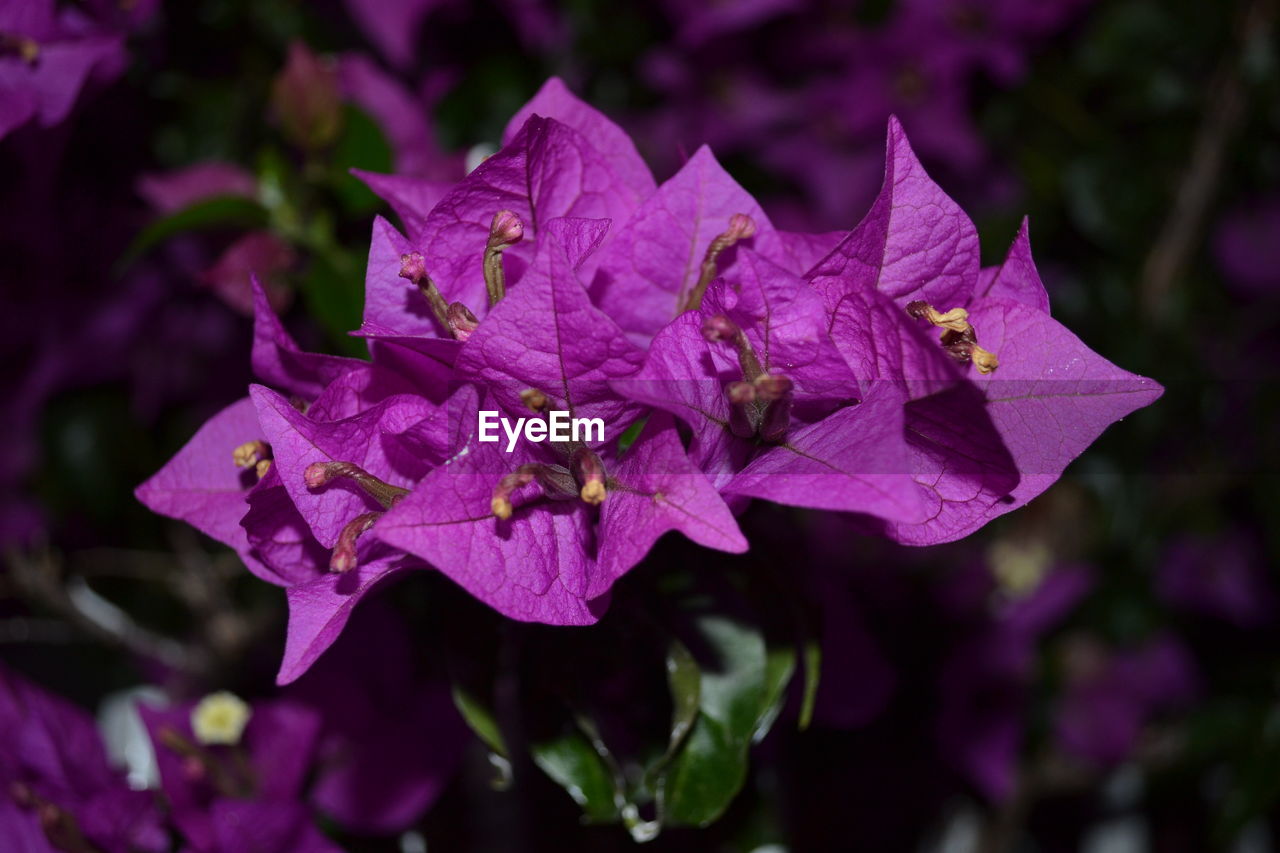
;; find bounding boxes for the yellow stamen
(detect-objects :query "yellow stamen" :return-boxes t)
[914,303,973,334]
[232,440,268,469]
[972,345,1000,374]
[491,496,513,520]
[580,480,607,506]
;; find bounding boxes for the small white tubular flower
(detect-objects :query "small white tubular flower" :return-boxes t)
[190,691,252,746]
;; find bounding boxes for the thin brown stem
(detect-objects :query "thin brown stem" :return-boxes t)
[1139,0,1276,324]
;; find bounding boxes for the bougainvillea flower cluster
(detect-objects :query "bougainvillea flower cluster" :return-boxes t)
[138,78,1161,684]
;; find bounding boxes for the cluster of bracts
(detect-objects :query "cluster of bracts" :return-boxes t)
[138,79,1161,687]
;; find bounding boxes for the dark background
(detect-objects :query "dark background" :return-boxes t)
[3,0,1278,849]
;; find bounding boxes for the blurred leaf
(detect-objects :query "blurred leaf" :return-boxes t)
[695,615,768,738]
[115,196,268,273]
[752,642,796,744]
[798,639,822,731]
[659,613,774,827]
[643,638,701,791]
[1205,704,1280,845]
[328,105,394,215]
[660,714,743,827]
[666,639,701,752]
[450,684,507,757]
[531,729,622,822]
[301,246,365,356]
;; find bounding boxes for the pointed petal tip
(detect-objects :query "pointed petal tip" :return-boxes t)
[133,478,156,510]
[538,76,570,95]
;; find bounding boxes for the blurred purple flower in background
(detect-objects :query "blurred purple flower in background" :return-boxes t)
[0,665,167,853]
[630,0,1095,228]
[1159,530,1276,629]
[1213,196,1280,300]
[0,0,132,140]
[1054,633,1198,768]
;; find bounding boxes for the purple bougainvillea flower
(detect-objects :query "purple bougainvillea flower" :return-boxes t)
[341,0,444,70]
[1213,195,1280,299]
[141,697,340,852]
[811,118,1161,544]
[246,362,459,682]
[136,161,258,214]
[502,77,657,209]
[615,244,924,524]
[138,279,450,682]
[591,144,789,340]
[140,78,1158,654]
[936,559,1093,800]
[338,53,465,181]
[0,664,167,853]
[291,599,466,833]
[421,114,647,318]
[659,0,802,47]
[895,0,1095,85]
[1158,530,1276,629]
[201,231,297,316]
[0,0,124,139]
[377,223,746,622]
[134,395,268,568]
[1054,633,1197,768]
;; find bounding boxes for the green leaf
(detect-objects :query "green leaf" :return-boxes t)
[643,638,702,792]
[659,715,746,827]
[659,613,772,827]
[328,105,394,216]
[694,615,768,740]
[665,638,702,754]
[301,246,366,356]
[616,417,648,456]
[531,730,622,822]
[450,684,507,757]
[798,639,822,731]
[115,196,268,274]
[752,642,796,744]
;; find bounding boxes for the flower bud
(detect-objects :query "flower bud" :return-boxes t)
[448,302,479,341]
[725,212,757,242]
[701,314,739,343]
[330,512,381,573]
[270,41,342,151]
[304,461,333,488]
[570,448,608,506]
[488,210,525,248]
[399,252,427,284]
[753,373,793,403]
[726,381,756,405]
[303,461,409,509]
[491,467,537,521]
